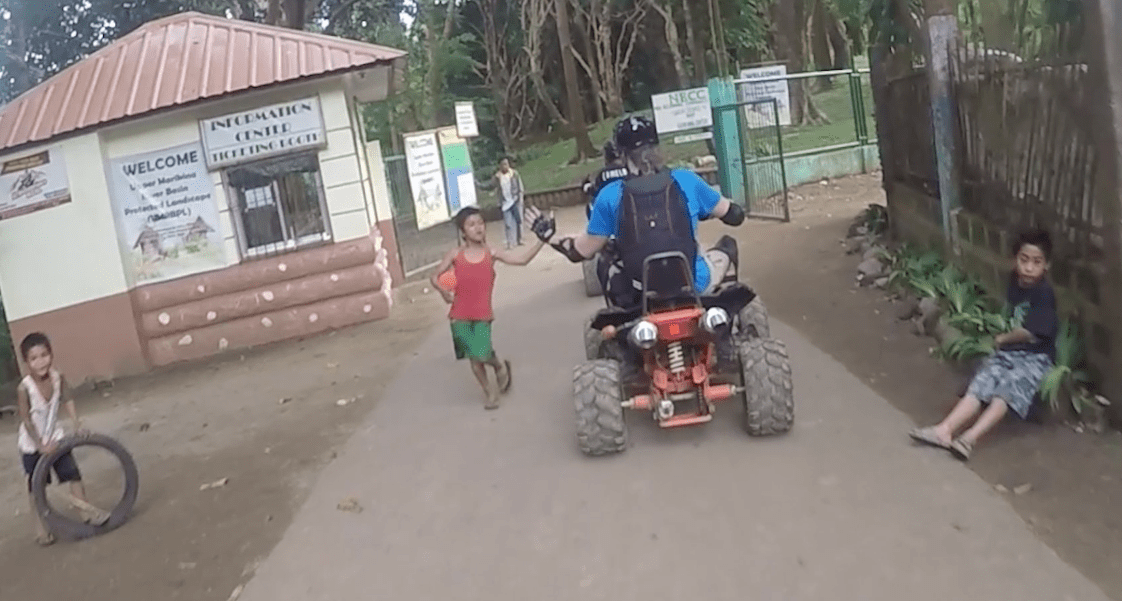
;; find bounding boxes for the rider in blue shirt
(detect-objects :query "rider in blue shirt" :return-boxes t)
[541,115,745,305]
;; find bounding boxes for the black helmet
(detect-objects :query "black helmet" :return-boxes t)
[602,140,619,163]
[613,115,659,152]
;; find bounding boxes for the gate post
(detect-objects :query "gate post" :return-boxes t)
[708,77,745,205]
[923,0,962,246]
[1085,0,1122,418]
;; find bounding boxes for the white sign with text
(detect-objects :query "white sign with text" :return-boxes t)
[200,96,327,169]
[651,87,712,134]
[402,131,450,230]
[0,148,72,220]
[454,102,479,138]
[738,65,792,128]
[109,143,227,283]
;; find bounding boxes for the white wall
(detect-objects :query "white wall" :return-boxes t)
[0,135,131,321]
[0,76,386,327]
[100,77,377,283]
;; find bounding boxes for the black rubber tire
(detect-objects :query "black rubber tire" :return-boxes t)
[573,360,628,456]
[583,316,603,360]
[31,432,139,540]
[582,258,602,297]
[739,338,795,436]
[737,297,771,341]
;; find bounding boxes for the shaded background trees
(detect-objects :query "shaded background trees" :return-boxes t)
[0,0,958,170]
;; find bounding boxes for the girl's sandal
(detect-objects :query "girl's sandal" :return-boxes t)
[950,438,974,461]
[908,426,951,450]
[36,533,55,547]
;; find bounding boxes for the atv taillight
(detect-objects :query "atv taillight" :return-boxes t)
[649,307,704,341]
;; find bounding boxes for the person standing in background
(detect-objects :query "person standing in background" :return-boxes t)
[493,157,525,249]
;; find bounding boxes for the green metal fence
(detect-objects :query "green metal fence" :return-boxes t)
[712,62,880,213]
[383,155,461,278]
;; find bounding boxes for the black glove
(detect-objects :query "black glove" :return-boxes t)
[529,211,556,242]
[720,202,746,226]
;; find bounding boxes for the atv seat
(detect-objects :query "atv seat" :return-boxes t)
[642,252,699,314]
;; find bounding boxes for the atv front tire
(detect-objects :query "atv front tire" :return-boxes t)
[737,297,771,341]
[584,316,603,360]
[582,258,602,297]
[739,338,794,436]
[573,360,628,456]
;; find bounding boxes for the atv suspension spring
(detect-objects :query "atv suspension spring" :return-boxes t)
[667,342,686,374]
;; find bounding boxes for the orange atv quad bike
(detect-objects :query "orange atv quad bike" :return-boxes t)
[572,251,794,456]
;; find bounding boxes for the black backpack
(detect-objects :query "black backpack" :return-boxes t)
[615,170,697,294]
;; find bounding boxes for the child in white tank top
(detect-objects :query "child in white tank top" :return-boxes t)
[16,332,107,545]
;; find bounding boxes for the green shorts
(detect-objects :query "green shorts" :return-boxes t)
[450,320,495,362]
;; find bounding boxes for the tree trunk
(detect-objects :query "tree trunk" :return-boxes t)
[9,5,33,97]
[811,0,835,89]
[773,0,829,125]
[555,0,597,161]
[648,0,688,89]
[283,0,307,28]
[266,0,282,25]
[571,4,606,123]
[682,0,707,84]
[827,11,852,69]
[706,0,728,76]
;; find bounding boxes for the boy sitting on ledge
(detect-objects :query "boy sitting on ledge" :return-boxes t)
[909,228,1058,461]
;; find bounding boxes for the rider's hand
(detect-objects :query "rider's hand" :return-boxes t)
[40,441,58,455]
[525,206,556,242]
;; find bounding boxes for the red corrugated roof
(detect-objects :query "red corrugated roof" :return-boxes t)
[0,12,407,154]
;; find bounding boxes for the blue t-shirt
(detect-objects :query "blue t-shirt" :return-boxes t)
[587,169,722,292]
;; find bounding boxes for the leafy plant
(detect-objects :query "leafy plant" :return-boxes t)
[1038,319,1091,416]
[933,334,995,362]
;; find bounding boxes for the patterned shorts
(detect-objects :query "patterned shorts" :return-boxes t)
[967,350,1052,419]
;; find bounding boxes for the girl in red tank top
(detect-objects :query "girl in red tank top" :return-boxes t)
[432,206,551,410]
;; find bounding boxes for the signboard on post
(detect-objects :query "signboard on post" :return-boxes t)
[651,87,713,135]
[402,131,450,230]
[437,127,477,214]
[738,65,792,128]
[108,143,227,284]
[0,148,72,220]
[454,102,479,138]
[199,96,327,170]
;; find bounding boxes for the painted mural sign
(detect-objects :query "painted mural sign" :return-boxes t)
[0,148,72,220]
[199,96,327,170]
[109,143,227,283]
[402,131,450,230]
[437,127,477,214]
[738,65,793,128]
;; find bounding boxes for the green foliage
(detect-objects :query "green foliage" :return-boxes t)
[1038,319,1092,416]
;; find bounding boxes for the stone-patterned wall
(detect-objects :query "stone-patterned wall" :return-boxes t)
[889,183,1116,415]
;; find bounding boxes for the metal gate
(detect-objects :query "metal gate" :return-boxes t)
[711,96,790,222]
[383,155,461,278]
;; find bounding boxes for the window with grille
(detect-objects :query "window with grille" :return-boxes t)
[225,153,331,258]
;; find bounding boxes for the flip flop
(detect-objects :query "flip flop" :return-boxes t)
[498,360,513,394]
[36,534,55,547]
[950,438,974,461]
[908,426,951,450]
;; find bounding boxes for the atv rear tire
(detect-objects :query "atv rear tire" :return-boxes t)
[573,360,628,456]
[737,297,771,341]
[582,258,602,297]
[584,316,603,360]
[739,338,794,436]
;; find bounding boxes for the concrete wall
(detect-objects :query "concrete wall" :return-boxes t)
[740,145,882,203]
[889,183,1116,415]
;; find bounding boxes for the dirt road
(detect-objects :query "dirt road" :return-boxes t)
[1,177,1118,600]
[233,207,1110,601]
